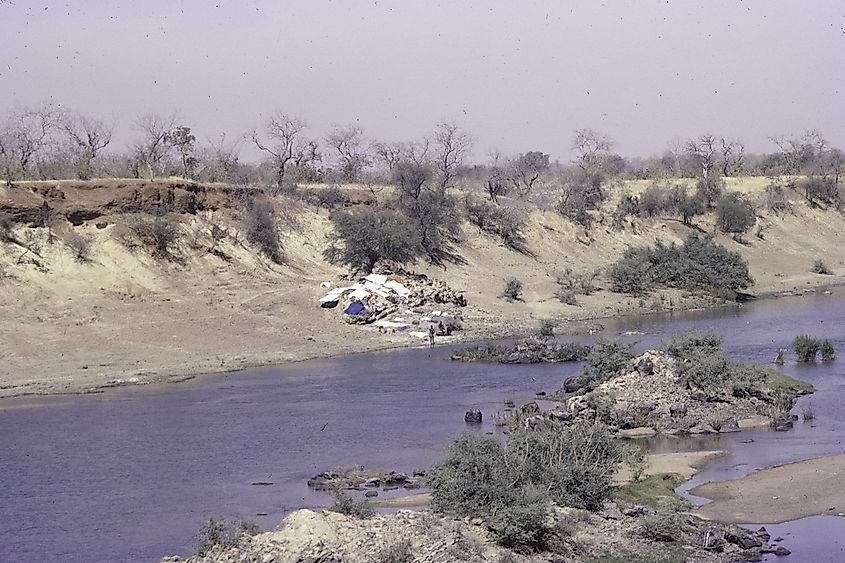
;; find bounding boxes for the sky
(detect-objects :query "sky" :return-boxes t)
[0,0,843,162]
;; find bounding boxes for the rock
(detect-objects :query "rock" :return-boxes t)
[717,417,741,433]
[773,416,794,431]
[689,422,718,434]
[618,426,657,439]
[464,409,482,423]
[536,390,546,396]
[364,490,378,498]
[383,472,408,487]
[547,408,575,423]
[521,401,540,415]
[364,478,380,488]
[563,376,583,393]
[775,546,791,556]
[636,357,655,376]
[725,530,763,549]
[756,526,771,541]
[669,402,688,418]
[774,536,784,542]
[503,399,515,408]
[622,504,648,517]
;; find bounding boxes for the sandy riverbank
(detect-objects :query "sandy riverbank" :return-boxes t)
[692,453,845,524]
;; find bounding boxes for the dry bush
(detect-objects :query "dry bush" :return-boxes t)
[65,231,92,262]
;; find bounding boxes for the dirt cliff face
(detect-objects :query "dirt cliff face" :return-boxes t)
[1,177,844,398]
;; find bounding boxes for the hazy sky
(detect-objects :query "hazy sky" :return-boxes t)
[1,1,843,161]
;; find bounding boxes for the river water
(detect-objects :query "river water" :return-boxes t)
[1,291,844,562]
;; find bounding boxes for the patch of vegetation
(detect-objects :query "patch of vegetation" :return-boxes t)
[810,259,833,275]
[0,212,14,241]
[715,192,756,239]
[325,206,423,274]
[615,474,686,510]
[243,198,283,263]
[570,339,636,390]
[65,231,92,262]
[609,233,753,296]
[375,538,413,563]
[793,334,821,362]
[554,267,598,304]
[537,318,555,338]
[131,212,181,260]
[451,338,590,364]
[466,199,528,251]
[663,330,813,400]
[502,278,523,301]
[586,546,689,563]
[428,423,622,552]
[329,490,375,519]
[639,510,687,542]
[194,516,260,557]
[821,340,836,362]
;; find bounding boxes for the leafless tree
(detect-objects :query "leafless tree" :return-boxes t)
[0,102,62,184]
[251,113,314,193]
[432,121,472,189]
[135,113,176,180]
[61,112,113,180]
[201,133,241,183]
[370,140,405,172]
[485,150,508,203]
[572,128,613,175]
[509,151,550,197]
[685,134,718,178]
[325,123,370,182]
[719,138,745,177]
[770,129,830,176]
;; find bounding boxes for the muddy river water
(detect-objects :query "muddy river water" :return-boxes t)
[2,291,844,562]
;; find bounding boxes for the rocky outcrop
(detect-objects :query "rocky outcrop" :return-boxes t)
[162,509,511,563]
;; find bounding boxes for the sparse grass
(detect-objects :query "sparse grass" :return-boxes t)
[586,544,689,563]
[375,538,413,563]
[615,474,686,510]
[329,490,375,519]
[194,516,260,557]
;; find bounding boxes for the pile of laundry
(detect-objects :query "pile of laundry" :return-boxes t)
[318,271,466,339]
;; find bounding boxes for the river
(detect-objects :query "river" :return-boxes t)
[1,291,843,562]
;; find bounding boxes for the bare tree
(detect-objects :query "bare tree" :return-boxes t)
[719,138,745,177]
[135,113,176,180]
[432,121,472,189]
[770,129,830,177]
[685,134,718,178]
[485,150,508,203]
[325,123,370,182]
[251,113,314,193]
[201,133,241,183]
[370,140,405,172]
[0,103,61,184]
[61,112,113,180]
[509,151,550,197]
[572,128,613,176]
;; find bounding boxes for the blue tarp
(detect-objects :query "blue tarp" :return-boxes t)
[344,302,365,315]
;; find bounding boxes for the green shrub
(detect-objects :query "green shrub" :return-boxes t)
[610,234,752,295]
[329,490,375,519]
[639,510,686,542]
[695,175,725,209]
[663,330,723,361]
[793,335,821,362]
[429,423,621,552]
[243,199,283,263]
[811,259,833,275]
[574,340,636,389]
[503,278,523,301]
[325,206,423,274]
[131,213,181,259]
[466,199,528,251]
[554,267,598,295]
[715,192,756,238]
[820,339,836,362]
[194,517,260,557]
[537,319,555,338]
